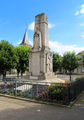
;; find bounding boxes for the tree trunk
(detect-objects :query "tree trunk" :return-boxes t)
[17,70,20,78]
[21,71,23,79]
[3,71,6,80]
[70,71,71,81]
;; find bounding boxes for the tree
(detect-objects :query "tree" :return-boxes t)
[0,40,16,79]
[15,45,31,78]
[62,51,79,81]
[52,51,62,73]
[82,53,84,64]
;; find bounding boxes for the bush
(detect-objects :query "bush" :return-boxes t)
[14,78,21,81]
[48,83,68,102]
[13,71,17,74]
[75,77,84,81]
[57,73,63,74]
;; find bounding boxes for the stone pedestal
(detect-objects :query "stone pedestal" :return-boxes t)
[27,50,53,80]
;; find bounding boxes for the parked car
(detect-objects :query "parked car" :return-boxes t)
[9,71,11,74]
[66,72,72,75]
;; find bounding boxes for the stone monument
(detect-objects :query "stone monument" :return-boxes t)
[26,13,54,80]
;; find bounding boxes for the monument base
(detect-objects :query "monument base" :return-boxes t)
[23,74,65,83]
[24,72,57,80]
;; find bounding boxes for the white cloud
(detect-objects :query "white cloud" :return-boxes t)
[75,11,79,15]
[49,40,84,56]
[29,40,33,46]
[81,35,84,38]
[0,38,3,40]
[81,4,84,8]
[17,40,22,45]
[48,23,56,28]
[28,22,55,30]
[79,23,84,26]
[28,22,34,30]
[75,4,84,16]
[80,8,84,14]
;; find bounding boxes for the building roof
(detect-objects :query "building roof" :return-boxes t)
[77,50,84,55]
[20,30,32,46]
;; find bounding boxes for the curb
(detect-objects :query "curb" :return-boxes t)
[0,94,70,108]
[69,91,84,107]
[0,91,84,108]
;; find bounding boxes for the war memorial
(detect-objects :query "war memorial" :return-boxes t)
[25,13,64,83]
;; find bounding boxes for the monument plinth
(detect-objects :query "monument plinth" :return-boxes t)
[26,13,54,80]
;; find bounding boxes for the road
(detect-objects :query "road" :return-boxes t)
[0,94,84,120]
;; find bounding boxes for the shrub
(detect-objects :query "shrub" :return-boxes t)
[48,83,68,102]
[75,77,84,81]
[13,71,17,74]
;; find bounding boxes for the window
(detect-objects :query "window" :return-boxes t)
[82,66,84,72]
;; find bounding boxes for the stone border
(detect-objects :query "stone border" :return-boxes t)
[0,94,70,108]
[0,91,84,108]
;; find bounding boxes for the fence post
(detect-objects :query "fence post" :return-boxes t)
[67,86,70,105]
[80,82,81,93]
[74,84,76,98]
[36,83,38,98]
[15,81,17,96]
[4,81,6,93]
[11,77,12,82]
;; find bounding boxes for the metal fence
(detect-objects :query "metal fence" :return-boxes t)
[0,76,23,81]
[0,77,84,105]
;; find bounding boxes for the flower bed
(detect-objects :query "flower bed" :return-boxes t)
[0,83,15,95]
[0,78,84,105]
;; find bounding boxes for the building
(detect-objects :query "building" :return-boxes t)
[74,50,84,74]
[20,30,32,47]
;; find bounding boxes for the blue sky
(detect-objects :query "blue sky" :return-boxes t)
[0,0,84,56]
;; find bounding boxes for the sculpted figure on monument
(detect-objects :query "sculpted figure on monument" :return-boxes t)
[33,27,42,50]
[47,54,52,72]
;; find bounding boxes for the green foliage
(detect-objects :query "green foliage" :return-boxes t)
[15,45,31,77]
[14,78,21,81]
[82,53,84,64]
[48,83,67,101]
[52,51,62,72]
[62,51,79,81]
[0,40,16,77]
[75,77,84,81]
[13,71,17,74]
[62,51,79,71]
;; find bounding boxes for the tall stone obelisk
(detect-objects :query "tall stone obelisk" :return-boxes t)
[27,13,53,80]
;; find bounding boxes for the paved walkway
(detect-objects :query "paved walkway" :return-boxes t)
[0,93,84,120]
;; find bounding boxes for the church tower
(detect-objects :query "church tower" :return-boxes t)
[20,30,32,47]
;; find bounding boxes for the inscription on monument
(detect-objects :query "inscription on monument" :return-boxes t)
[30,76,38,79]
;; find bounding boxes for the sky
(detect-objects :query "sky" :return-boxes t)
[0,0,84,56]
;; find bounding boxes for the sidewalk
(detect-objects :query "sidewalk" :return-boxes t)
[0,93,84,120]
